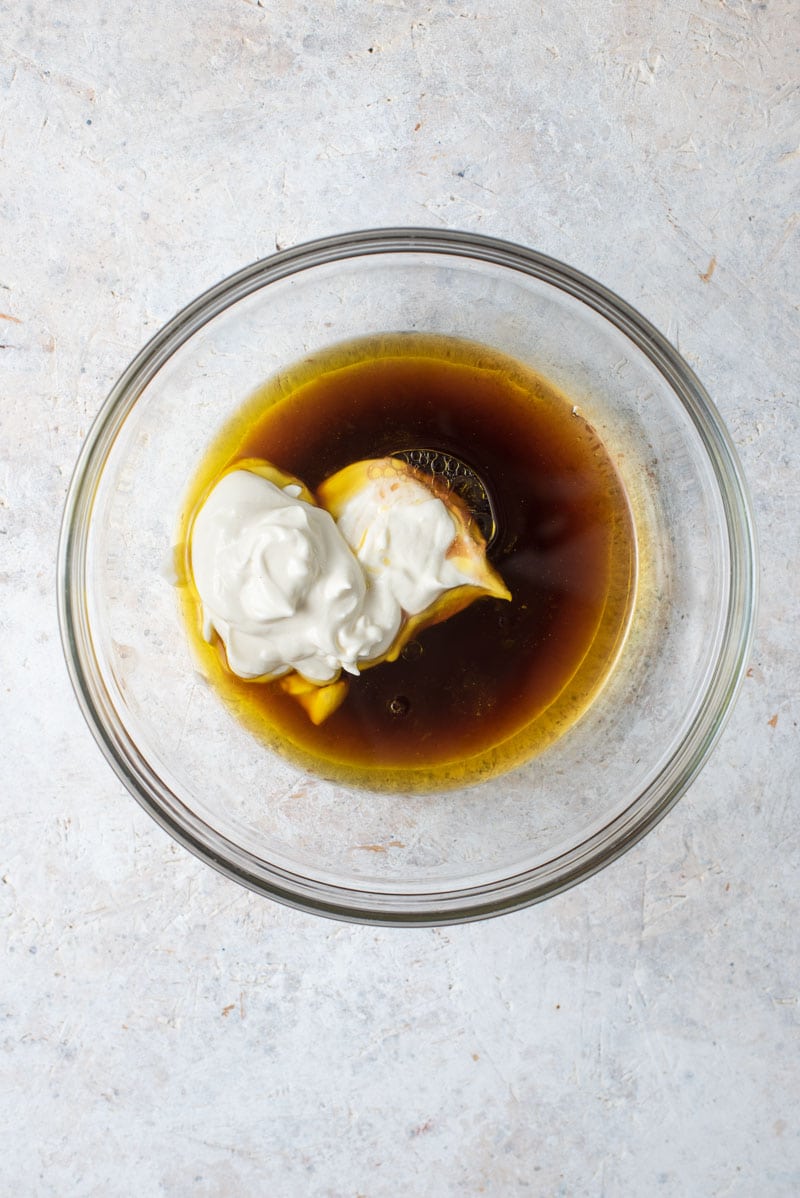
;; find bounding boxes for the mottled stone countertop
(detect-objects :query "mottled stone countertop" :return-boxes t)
[2,2,798,1195]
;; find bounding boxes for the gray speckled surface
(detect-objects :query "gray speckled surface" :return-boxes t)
[2,2,798,1194]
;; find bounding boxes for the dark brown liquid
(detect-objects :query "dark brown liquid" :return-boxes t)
[178,334,636,792]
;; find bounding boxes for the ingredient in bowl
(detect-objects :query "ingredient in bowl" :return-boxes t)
[190,467,387,684]
[318,456,510,655]
[189,454,510,720]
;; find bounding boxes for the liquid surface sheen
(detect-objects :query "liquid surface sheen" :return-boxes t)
[178,334,637,792]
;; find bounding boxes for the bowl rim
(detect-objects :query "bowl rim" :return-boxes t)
[57,226,758,926]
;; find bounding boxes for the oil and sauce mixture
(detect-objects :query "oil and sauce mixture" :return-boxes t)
[177,334,637,791]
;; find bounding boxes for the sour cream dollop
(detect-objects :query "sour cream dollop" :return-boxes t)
[332,467,480,614]
[190,470,397,683]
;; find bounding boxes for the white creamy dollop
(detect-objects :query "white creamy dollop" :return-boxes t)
[334,470,477,613]
[190,470,398,683]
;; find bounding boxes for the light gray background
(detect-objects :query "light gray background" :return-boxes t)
[2,2,798,1195]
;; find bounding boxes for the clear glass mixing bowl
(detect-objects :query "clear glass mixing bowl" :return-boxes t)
[58,229,756,925]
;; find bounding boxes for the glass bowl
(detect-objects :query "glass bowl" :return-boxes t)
[58,229,756,925]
